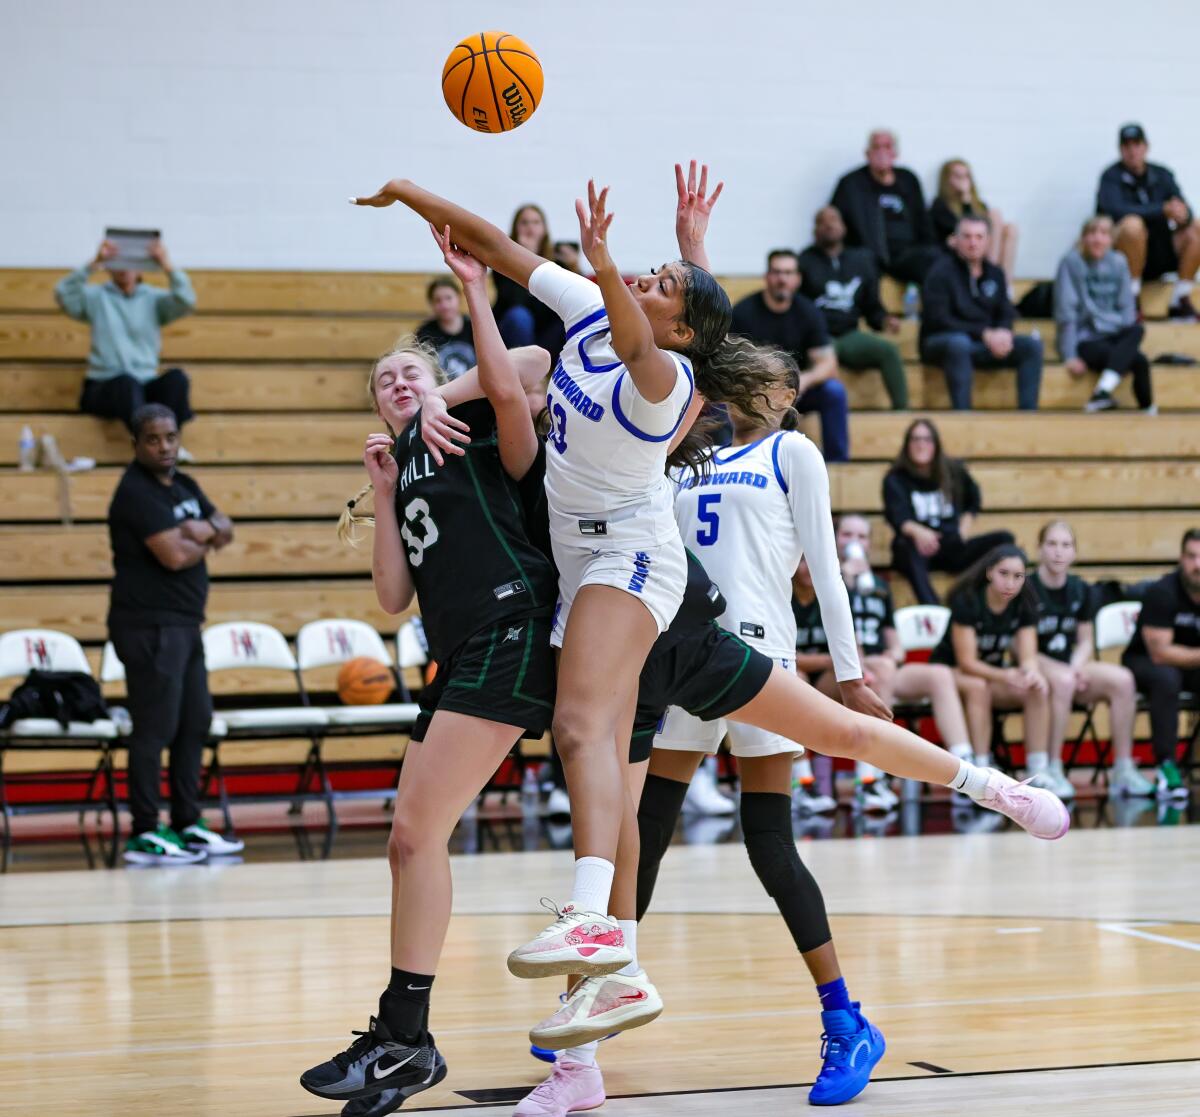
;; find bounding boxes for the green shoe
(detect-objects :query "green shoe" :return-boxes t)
[1155,760,1187,798]
[124,824,206,865]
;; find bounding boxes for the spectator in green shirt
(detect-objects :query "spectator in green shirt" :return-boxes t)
[54,237,197,432]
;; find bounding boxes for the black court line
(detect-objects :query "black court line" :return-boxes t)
[909,1060,953,1073]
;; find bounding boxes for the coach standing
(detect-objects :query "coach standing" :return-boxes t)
[108,403,243,864]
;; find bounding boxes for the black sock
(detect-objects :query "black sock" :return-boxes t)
[379,968,435,1043]
[636,774,690,921]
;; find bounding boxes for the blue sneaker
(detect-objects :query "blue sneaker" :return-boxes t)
[808,1002,885,1106]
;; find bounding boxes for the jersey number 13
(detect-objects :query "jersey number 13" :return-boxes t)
[401,497,440,567]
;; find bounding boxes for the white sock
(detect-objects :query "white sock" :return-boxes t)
[571,856,615,916]
[616,919,639,976]
[563,1040,599,1067]
[1131,277,1142,296]
[855,760,878,781]
[1097,369,1121,394]
[1047,758,1066,775]
[975,752,993,769]
[949,742,974,763]
[948,759,989,799]
[793,756,814,783]
[1113,757,1135,773]
[1026,751,1049,775]
[1172,278,1194,302]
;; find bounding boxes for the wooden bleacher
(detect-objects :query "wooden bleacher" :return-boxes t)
[2,266,1198,778]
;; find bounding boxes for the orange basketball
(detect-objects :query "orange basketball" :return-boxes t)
[336,657,394,705]
[441,31,543,134]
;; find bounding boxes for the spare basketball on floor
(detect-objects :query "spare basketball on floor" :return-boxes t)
[337,657,395,705]
[442,31,542,133]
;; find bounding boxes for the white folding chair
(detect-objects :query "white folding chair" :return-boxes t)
[396,619,430,672]
[100,641,229,739]
[0,629,119,842]
[1094,601,1142,653]
[893,605,951,653]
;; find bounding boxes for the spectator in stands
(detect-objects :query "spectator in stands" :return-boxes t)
[1121,528,1200,797]
[884,417,1015,605]
[492,204,565,358]
[108,404,242,865]
[1055,215,1154,413]
[920,215,1043,410]
[1096,123,1200,319]
[415,275,476,379]
[830,129,939,285]
[930,159,1019,285]
[54,236,196,434]
[837,514,985,773]
[798,206,908,410]
[929,544,1055,785]
[553,240,582,273]
[1031,520,1153,799]
[731,250,849,461]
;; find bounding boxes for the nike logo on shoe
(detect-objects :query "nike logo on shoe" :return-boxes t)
[617,991,647,1003]
[373,1050,419,1080]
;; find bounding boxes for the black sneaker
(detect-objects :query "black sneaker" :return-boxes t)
[340,1049,448,1115]
[1167,299,1198,322]
[1084,388,1117,412]
[300,1017,444,1102]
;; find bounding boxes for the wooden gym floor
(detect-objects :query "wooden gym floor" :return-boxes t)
[1,827,1198,1115]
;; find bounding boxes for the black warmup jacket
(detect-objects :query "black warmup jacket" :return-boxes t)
[919,253,1013,345]
[797,244,888,336]
[829,165,934,267]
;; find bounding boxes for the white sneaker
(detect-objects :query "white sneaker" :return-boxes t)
[793,781,837,814]
[1109,764,1155,798]
[180,820,245,855]
[856,780,891,813]
[682,761,735,816]
[508,901,632,979]
[530,970,663,1048]
[874,779,900,809]
[544,787,572,817]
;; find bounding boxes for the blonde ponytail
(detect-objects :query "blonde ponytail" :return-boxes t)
[337,482,376,547]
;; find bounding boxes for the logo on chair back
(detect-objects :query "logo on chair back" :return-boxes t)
[917,615,938,637]
[24,637,52,669]
[327,628,355,659]
[230,629,260,660]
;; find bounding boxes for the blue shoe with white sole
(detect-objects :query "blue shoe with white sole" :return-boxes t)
[808,1002,885,1105]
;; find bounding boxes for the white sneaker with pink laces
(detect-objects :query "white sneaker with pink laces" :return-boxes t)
[514,1061,605,1116]
[508,899,631,979]
[977,770,1071,839]
[531,970,663,1048]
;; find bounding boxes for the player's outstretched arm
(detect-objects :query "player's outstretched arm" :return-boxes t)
[674,160,722,273]
[430,223,540,480]
[576,179,679,404]
[351,178,542,287]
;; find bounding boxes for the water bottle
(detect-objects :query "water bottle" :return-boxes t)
[843,540,876,593]
[18,425,36,472]
[521,763,541,812]
[902,283,920,321]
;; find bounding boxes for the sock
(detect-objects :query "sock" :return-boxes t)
[380,968,435,1042]
[616,919,639,976]
[816,976,853,1015]
[854,760,877,783]
[1097,369,1121,394]
[975,752,993,769]
[793,756,814,785]
[571,856,615,916]
[1131,277,1142,296]
[948,759,990,799]
[1026,751,1049,775]
[563,1040,599,1067]
[1172,278,1194,303]
[1113,757,1135,773]
[948,742,974,763]
[1048,758,1066,775]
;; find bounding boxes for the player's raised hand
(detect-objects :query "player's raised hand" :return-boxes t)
[349,179,405,208]
[575,180,615,272]
[430,223,485,287]
[418,391,471,467]
[675,160,723,260]
[363,433,399,493]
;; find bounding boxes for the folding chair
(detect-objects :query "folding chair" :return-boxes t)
[0,629,119,851]
[891,606,951,724]
[201,622,332,820]
[99,642,234,832]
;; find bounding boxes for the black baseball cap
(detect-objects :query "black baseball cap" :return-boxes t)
[1119,123,1147,145]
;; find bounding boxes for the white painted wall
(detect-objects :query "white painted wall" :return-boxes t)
[3,0,1198,276]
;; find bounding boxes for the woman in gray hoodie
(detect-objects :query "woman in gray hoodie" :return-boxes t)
[1054,215,1154,413]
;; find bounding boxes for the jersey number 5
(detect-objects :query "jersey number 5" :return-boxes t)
[546,393,568,455]
[401,497,440,567]
[696,493,721,546]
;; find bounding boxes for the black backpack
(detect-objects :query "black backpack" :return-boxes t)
[0,670,109,730]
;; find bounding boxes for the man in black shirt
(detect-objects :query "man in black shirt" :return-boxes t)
[920,215,1042,410]
[415,276,476,378]
[108,404,241,864]
[799,206,907,410]
[829,129,939,285]
[1097,123,1200,320]
[1121,529,1200,795]
[730,250,850,461]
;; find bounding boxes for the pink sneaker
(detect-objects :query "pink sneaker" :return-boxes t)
[508,900,631,979]
[531,970,663,1048]
[514,1061,606,1116]
[978,770,1071,839]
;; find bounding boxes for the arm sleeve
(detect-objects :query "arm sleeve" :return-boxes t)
[528,261,604,331]
[155,270,197,324]
[779,433,861,681]
[54,267,92,321]
[1053,257,1081,360]
[882,470,914,532]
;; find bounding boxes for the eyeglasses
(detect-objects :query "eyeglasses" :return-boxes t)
[908,434,935,444]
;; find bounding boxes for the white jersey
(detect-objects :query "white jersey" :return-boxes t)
[672,430,861,678]
[529,262,694,547]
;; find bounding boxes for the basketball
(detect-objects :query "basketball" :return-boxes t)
[441,31,542,133]
[336,656,394,705]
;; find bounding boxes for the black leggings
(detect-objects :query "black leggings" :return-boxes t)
[1077,324,1153,409]
[891,529,1016,605]
[1123,655,1200,764]
[80,368,193,433]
